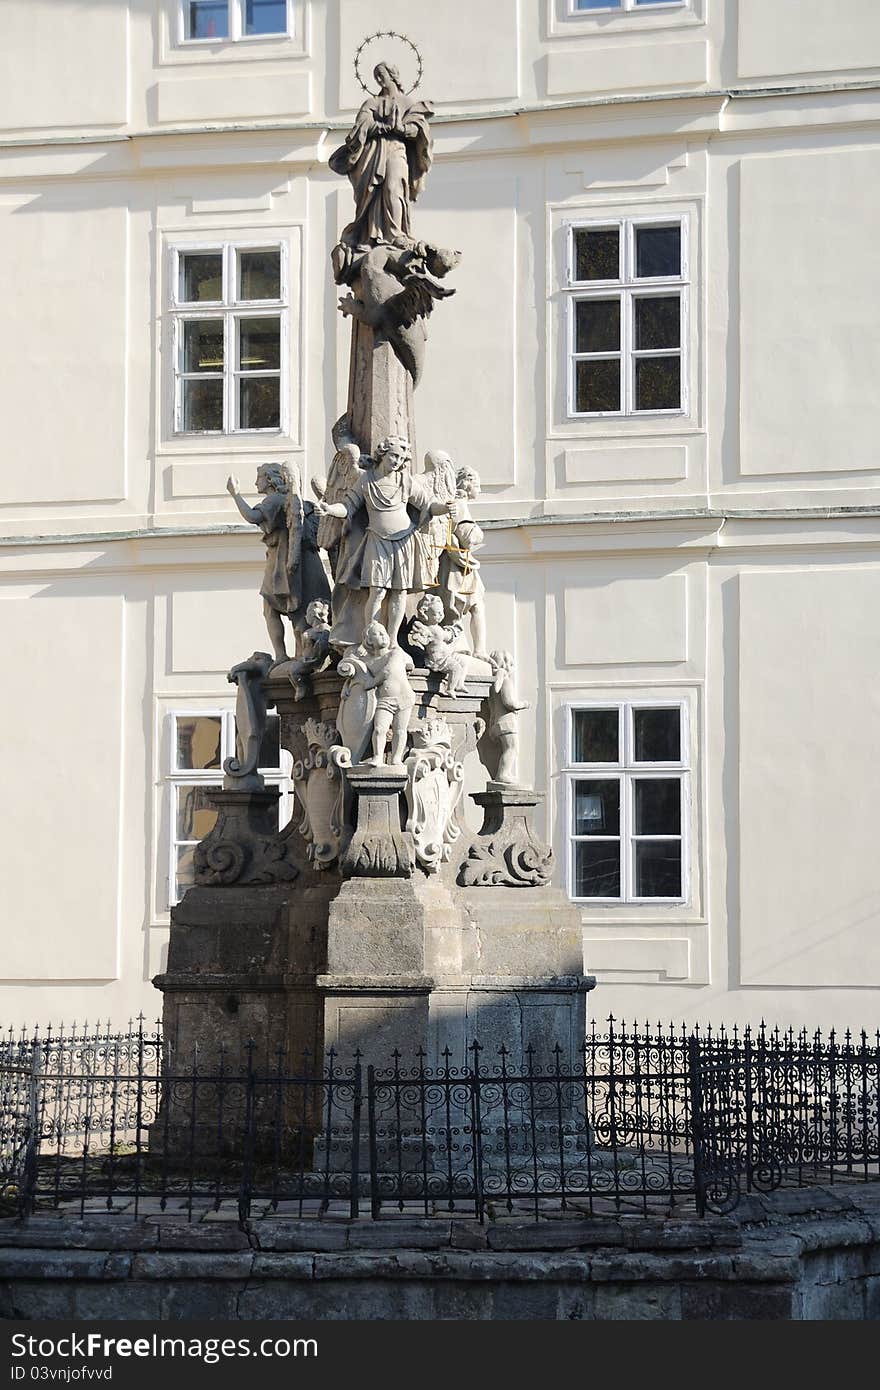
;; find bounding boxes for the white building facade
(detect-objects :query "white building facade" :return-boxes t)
[2,0,880,1032]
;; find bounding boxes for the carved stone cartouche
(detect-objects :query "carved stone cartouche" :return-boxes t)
[291,718,352,870]
[404,719,464,874]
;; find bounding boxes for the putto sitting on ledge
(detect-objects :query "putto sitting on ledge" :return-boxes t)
[153,38,594,1091]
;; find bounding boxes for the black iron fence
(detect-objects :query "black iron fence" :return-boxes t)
[0,1018,878,1223]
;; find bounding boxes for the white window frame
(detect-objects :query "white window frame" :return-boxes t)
[167,709,292,907]
[179,0,294,45]
[169,241,289,437]
[567,0,687,16]
[566,215,689,420]
[564,700,690,905]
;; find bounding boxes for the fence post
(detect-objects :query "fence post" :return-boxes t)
[237,1042,256,1227]
[367,1066,380,1220]
[470,1040,484,1224]
[687,1034,707,1217]
[350,1057,362,1220]
[19,1044,41,1218]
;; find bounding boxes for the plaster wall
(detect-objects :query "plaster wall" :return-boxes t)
[0,3,879,1034]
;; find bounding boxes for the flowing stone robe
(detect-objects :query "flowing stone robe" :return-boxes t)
[336,466,437,596]
[329,92,433,248]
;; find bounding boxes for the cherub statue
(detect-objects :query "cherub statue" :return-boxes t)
[407,593,468,698]
[226,464,331,665]
[313,434,457,646]
[338,621,416,766]
[480,650,530,786]
[337,241,459,387]
[439,464,488,660]
[283,599,332,701]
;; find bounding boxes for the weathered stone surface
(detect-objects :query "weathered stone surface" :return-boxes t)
[249,1221,349,1253]
[131,1252,254,1281]
[157,1223,251,1251]
[347,1219,453,1250]
[250,1254,315,1279]
[487,1220,623,1251]
[594,1282,683,1320]
[0,1248,120,1280]
[681,1282,795,1320]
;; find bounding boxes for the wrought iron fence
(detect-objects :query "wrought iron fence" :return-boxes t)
[0,1018,878,1223]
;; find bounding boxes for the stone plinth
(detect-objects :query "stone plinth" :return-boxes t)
[340,764,412,879]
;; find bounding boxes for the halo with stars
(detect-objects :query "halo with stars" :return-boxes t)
[353,31,424,97]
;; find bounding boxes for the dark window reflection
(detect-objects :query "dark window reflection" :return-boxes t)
[574,779,620,836]
[635,225,681,279]
[635,841,682,898]
[574,227,620,281]
[575,358,620,413]
[633,708,681,762]
[634,779,681,836]
[574,840,621,898]
[572,709,619,763]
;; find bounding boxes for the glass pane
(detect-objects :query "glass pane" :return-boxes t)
[635,225,681,279]
[575,0,621,9]
[258,714,281,770]
[634,295,680,350]
[239,377,280,429]
[634,779,681,835]
[572,708,619,763]
[175,845,197,896]
[575,359,620,413]
[635,356,680,411]
[238,317,281,370]
[182,378,223,431]
[238,249,282,301]
[634,708,681,762]
[245,0,288,34]
[185,2,229,40]
[635,0,679,5]
[635,841,682,898]
[176,786,220,842]
[573,227,620,281]
[176,715,222,770]
[181,320,224,373]
[179,252,223,303]
[574,841,621,898]
[575,298,620,353]
[574,780,620,836]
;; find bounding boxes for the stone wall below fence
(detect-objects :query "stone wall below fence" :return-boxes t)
[1,1185,880,1321]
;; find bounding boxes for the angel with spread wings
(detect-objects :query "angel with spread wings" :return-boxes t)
[337,241,460,387]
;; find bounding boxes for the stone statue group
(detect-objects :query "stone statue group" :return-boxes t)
[223,55,526,794]
[225,424,526,787]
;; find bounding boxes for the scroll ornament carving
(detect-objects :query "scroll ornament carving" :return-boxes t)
[404,719,465,873]
[193,793,299,889]
[291,718,352,869]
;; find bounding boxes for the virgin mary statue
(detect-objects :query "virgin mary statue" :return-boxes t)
[329,62,433,252]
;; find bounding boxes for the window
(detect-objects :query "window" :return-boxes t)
[566,217,688,418]
[565,703,688,903]
[167,711,292,905]
[570,1,686,13]
[170,243,287,434]
[182,0,293,42]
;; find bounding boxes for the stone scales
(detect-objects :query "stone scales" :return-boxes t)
[155,38,595,1078]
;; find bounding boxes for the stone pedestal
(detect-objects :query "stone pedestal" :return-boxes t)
[340,765,412,879]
